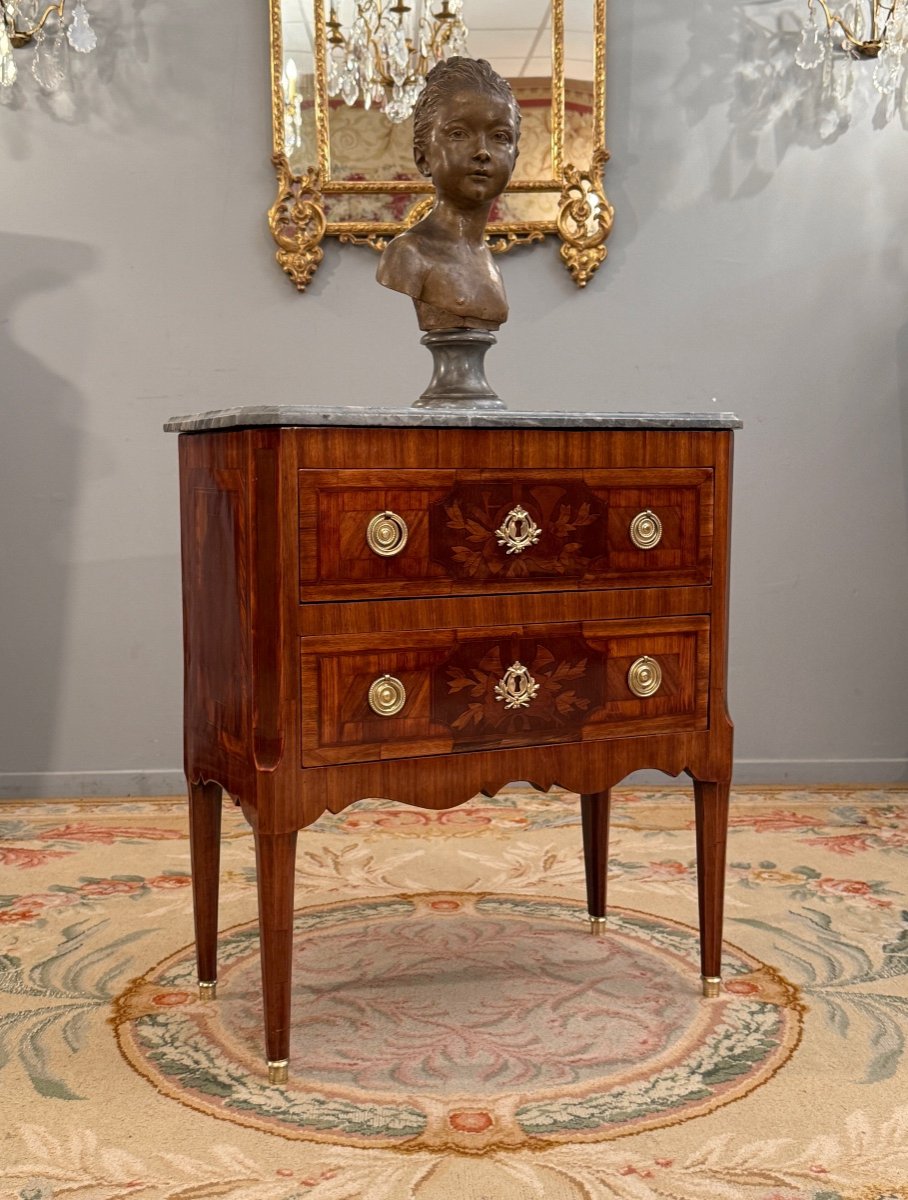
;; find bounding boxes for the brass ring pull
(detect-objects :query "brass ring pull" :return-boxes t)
[494,661,540,710]
[495,505,541,555]
[368,674,407,716]
[627,656,662,698]
[629,510,662,550]
[366,510,408,557]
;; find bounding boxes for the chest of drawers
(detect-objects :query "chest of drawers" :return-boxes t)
[167,406,740,1082]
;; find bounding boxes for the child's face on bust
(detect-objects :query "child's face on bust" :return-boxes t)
[416,87,519,209]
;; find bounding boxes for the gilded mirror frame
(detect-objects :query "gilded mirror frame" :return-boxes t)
[268,0,613,291]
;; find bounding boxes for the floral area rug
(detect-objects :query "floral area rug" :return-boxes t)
[1,786,908,1199]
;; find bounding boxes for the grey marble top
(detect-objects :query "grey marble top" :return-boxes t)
[164,405,742,433]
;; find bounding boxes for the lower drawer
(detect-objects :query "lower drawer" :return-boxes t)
[300,616,710,766]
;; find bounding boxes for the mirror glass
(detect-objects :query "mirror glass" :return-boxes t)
[280,2,319,176]
[271,1,611,288]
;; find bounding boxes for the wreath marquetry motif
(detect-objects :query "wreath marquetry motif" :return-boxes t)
[443,493,599,579]
[444,644,592,732]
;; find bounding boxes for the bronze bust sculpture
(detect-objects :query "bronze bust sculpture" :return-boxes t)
[378,56,521,352]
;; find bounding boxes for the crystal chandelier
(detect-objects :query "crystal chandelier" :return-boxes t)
[282,56,304,155]
[796,0,907,97]
[0,0,97,93]
[326,0,469,124]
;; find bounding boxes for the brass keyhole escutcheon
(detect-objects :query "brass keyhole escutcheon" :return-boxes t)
[629,510,662,550]
[627,656,662,698]
[495,505,541,555]
[368,674,407,716]
[494,661,540,710]
[366,511,408,557]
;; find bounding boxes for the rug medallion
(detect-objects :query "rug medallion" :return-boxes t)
[113,892,803,1151]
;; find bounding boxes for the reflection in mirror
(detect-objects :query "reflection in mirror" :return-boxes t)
[280,2,318,172]
[270,1,612,292]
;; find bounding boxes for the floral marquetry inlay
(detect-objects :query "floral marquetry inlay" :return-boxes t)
[431,481,603,582]
[438,640,597,742]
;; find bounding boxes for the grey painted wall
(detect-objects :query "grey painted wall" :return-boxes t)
[1,1,906,796]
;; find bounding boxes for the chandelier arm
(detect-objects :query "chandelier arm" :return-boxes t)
[837,20,874,48]
[810,0,836,26]
[812,0,895,50]
[836,19,883,51]
[8,0,66,48]
[875,0,900,42]
[431,16,453,58]
[371,41,392,89]
[865,0,881,42]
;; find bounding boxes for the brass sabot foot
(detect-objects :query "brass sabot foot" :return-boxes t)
[589,916,607,937]
[702,976,721,998]
[268,1059,289,1085]
[198,980,217,1001]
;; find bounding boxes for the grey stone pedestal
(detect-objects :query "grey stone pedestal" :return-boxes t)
[414,329,505,410]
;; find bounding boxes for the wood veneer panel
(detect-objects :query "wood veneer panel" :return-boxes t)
[252,446,283,769]
[297,585,713,637]
[281,727,734,825]
[289,428,722,471]
[180,431,254,793]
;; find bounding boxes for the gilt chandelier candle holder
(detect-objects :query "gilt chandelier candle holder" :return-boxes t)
[796,0,906,97]
[0,0,96,93]
[325,0,468,123]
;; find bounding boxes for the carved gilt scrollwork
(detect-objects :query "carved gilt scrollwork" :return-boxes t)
[268,155,327,292]
[335,198,432,255]
[337,232,391,252]
[269,0,612,290]
[488,230,547,256]
[556,150,614,289]
[337,212,547,260]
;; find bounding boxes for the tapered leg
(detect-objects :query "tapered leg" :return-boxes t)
[581,790,611,936]
[693,780,730,996]
[253,829,299,1083]
[188,779,223,1000]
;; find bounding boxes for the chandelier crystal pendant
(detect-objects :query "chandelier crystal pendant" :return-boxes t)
[325,0,469,124]
[1,0,97,94]
[282,56,304,155]
[796,0,907,98]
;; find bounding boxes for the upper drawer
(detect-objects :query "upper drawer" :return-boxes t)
[299,468,713,601]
